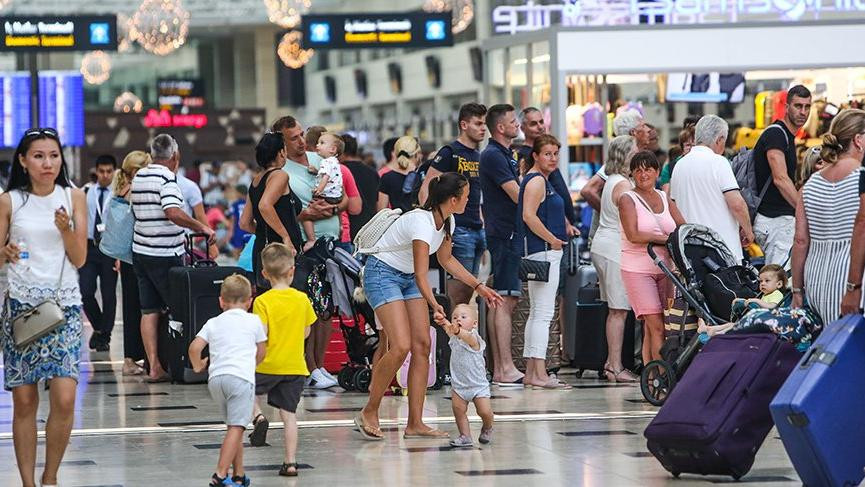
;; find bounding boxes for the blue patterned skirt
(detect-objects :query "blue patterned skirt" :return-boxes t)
[2,298,82,391]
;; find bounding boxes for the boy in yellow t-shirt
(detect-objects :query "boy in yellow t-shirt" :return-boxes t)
[247,243,317,478]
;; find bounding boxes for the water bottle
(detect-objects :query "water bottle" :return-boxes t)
[17,239,29,270]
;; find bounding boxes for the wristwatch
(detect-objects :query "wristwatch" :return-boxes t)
[846,281,862,292]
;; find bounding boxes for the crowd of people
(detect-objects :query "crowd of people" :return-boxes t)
[3,83,865,485]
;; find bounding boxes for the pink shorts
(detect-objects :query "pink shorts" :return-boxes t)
[620,270,672,320]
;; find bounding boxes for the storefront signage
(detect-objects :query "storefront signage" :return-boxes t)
[157,78,206,111]
[301,12,453,49]
[492,0,865,34]
[144,109,208,129]
[0,15,117,51]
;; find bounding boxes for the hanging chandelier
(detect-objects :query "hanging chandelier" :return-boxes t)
[0,0,12,11]
[277,31,313,69]
[263,0,311,29]
[114,91,144,113]
[81,51,111,85]
[423,0,474,34]
[117,13,138,53]
[132,0,190,56]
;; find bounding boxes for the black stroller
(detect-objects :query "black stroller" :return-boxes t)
[640,224,760,406]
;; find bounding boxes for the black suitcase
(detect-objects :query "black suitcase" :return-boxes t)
[563,263,636,377]
[165,234,245,384]
[431,292,452,389]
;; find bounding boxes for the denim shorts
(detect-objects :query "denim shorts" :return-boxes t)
[362,256,422,310]
[486,235,521,297]
[451,226,486,276]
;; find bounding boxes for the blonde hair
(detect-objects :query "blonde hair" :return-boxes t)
[319,133,345,157]
[798,145,823,187]
[113,150,152,193]
[394,135,420,170]
[820,108,865,165]
[261,243,295,279]
[605,135,636,176]
[220,274,252,304]
[452,303,478,321]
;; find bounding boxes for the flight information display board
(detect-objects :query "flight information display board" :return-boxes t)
[301,12,453,49]
[0,71,85,148]
[1,15,118,52]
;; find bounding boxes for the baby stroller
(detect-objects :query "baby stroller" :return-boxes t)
[640,224,760,406]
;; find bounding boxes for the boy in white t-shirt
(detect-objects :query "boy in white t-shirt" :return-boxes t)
[189,274,267,487]
[302,132,345,251]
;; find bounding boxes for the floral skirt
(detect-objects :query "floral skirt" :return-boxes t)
[730,305,824,351]
[2,298,82,391]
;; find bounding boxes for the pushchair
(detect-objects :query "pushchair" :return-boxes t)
[640,224,760,406]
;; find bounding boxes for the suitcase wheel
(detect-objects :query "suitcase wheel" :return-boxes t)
[640,360,676,407]
[672,472,680,479]
[338,367,356,391]
[353,368,372,393]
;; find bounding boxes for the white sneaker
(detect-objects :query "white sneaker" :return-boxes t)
[319,367,337,382]
[310,368,337,389]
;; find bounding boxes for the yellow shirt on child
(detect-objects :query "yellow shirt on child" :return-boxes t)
[762,290,784,305]
[253,288,317,376]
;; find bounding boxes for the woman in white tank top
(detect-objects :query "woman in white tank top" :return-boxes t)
[0,128,87,487]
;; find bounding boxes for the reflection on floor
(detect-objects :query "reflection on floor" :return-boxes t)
[0,324,803,487]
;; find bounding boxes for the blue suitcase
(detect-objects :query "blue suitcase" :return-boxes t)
[770,314,865,487]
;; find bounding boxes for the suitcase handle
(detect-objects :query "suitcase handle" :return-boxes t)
[186,233,216,268]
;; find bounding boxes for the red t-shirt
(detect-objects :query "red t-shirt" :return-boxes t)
[206,206,227,229]
[340,164,359,243]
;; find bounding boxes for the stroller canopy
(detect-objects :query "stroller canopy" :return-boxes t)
[667,224,739,282]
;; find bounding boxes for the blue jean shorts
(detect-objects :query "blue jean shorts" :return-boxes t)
[362,256,422,310]
[451,226,486,276]
[486,235,521,297]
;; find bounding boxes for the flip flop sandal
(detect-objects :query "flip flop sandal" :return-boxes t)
[144,373,171,383]
[279,462,298,477]
[354,414,383,441]
[403,429,449,439]
[538,379,573,390]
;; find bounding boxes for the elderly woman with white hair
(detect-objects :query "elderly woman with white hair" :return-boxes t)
[589,135,639,382]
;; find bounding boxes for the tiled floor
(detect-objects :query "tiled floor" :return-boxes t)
[0,324,804,487]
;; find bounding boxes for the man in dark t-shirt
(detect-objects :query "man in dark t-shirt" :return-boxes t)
[340,134,380,241]
[420,102,487,306]
[753,85,811,266]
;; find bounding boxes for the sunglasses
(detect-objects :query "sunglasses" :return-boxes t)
[23,127,59,138]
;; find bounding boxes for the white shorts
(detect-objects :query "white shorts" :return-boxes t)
[208,374,255,428]
[591,253,631,311]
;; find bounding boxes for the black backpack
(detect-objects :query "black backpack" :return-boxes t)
[402,143,457,209]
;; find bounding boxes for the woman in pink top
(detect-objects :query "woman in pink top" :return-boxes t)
[616,151,686,364]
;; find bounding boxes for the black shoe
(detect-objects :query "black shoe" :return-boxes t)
[88,331,102,351]
[94,339,110,352]
[248,414,269,447]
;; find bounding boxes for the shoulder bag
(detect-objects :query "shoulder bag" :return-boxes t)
[9,187,73,347]
[98,192,134,264]
[518,174,552,282]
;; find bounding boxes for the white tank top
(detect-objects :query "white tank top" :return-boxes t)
[591,173,631,262]
[8,186,81,307]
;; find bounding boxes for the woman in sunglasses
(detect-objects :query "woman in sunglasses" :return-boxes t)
[0,128,87,487]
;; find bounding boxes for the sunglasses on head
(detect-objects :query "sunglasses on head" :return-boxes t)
[23,127,59,138]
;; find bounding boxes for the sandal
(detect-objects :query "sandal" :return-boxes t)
[613,369,639,383]
[278,462,298,477]
[354,414,383,441]
[403,428,449,439]
[536,378,572,390]
[248,414,269,447]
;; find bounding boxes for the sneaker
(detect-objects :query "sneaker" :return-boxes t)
[319,367,337,382]
[479,427,493,444]
[304,376,313,388]
[449,435,473,448]
[310,368,337,389]
[210,473,237,486]
[231,475,250,487]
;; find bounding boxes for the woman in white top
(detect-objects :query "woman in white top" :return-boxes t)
[0,128,87,487]
[589,135,638,382]
[355,172,502,441]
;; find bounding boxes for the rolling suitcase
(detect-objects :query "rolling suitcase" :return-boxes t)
[165,234,245,384]
[644,334,800,480]
[770,315,865,487]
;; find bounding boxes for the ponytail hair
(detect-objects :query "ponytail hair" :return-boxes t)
[820,108,865,165]
[113,150,151,194]
[394,135,419,170]
[422,172,468,239]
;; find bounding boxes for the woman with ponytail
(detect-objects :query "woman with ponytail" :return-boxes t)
[791,109,865,321]
[355,172,502,441]
[377,136,421,212]
[113,151,151,376]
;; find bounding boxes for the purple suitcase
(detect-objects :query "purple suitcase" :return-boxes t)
[644,333,800,480]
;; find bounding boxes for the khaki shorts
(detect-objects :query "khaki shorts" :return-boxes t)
[591,253,631,311]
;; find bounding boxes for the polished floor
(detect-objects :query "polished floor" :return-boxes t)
[0,323,805,487]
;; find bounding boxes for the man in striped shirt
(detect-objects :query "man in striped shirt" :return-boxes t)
[131,133,214,382]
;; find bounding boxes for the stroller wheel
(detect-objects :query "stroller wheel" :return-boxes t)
[353,368,372,393]
[640,360,676,407]
[338,367,356,391]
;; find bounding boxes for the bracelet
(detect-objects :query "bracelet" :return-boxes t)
[791,287,804,294]
[473,282,483,290]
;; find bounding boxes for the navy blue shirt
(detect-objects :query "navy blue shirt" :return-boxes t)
[432,140,482,229]
[514,144,577,224]
[515,172,567,255]
[480,139,520,239]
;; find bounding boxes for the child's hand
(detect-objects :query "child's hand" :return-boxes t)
[307,166,318,175]
[303,240,316,252]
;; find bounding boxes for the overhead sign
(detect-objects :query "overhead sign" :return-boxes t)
[301,12,453,49]
[144,109,209,129]
[1,15,117,51]
[0,71,84,148]
[157,78,206,111]
[492,0,865,34]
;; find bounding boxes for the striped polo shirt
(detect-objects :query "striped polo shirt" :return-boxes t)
[131,164,185,256]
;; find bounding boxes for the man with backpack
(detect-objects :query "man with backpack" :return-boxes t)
[751,85,812,266]
[419,102,487,306]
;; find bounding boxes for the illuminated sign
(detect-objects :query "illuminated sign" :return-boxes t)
[157,78,206,111]
[0,15,117,51]
[492,0,865,34]
[0,71,84,148]
[301,12,453,49]
[144,109,209,129]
